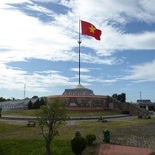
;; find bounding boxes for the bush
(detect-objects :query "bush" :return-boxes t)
[86,134,96,146]
[71,136,87,155]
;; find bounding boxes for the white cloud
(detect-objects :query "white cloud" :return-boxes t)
[0,0,155,99]
[122,60,155,82]
[71,68,90,72]
[78,74,117,84]
[0,0,155,64]
[0,63,76,92]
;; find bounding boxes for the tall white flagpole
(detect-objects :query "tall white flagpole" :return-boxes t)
[78,19,82,84]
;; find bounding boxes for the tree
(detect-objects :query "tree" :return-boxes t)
[121,93,126,102]
[33,98,40,109]
[112,94,118,100]
[117,93,126,102]
[112,93,126,102]
[28,100,33,109]
[36,98,68,155]
[39,98,46,108]
[0,97,6,102]
[32,95,38,99]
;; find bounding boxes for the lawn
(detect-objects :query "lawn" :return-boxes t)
[1,110,155,155]
[0,119,134,155]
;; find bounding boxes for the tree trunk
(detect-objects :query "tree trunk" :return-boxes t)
[46,140,52,155]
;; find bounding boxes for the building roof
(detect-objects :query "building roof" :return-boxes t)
[137,100,151,104]
[48,94,108,99]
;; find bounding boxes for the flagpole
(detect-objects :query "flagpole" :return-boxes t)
[78,19,82,84]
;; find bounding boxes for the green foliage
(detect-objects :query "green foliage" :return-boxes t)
[0,139,45,155]
[0,139,73,155]
[28,100,33,109]
[0,97,6,102]
[33,99,40,109]
[112,93,126,102]
[86,134,96,146]
[32,95,38,99]
[71,136,87,155]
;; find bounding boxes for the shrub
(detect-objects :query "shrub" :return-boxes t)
[86,134,96,146]
[71,136,87,155]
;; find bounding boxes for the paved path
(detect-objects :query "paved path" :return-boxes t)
[99,114,155,155]
[99,144,155,155]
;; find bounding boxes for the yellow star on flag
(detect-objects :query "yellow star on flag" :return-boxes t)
[81,20,102,40]
[89,25,96,33]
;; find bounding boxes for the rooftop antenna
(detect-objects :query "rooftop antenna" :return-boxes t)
[140,91,142,100]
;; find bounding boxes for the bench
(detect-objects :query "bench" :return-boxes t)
[27,120,36,127]
[98,116,108,123]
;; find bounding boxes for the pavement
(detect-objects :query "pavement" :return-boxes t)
[98,144,155,155]
[98,113,155,155]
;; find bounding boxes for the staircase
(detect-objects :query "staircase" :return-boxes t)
[108,96,150,118]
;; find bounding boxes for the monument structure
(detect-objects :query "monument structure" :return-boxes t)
[48,20,109,110]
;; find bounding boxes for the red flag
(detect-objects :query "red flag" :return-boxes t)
[81,20,102,40]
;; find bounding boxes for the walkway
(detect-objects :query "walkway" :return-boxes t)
[99,144,155,155]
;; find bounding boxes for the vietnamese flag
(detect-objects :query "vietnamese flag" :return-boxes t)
[81,20,102,40]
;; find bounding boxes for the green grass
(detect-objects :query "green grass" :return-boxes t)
[0,109,115,155]
[67,110,121,117]
[1,117,150,155]
[2,109,121,117]
[2,109,37,116]
[0,139,74,155]
[1,110,155,155]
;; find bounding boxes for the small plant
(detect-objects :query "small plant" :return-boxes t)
[86,134,96,146]
[71,136,87,155]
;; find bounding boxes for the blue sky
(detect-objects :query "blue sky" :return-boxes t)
[0,0,155,102]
